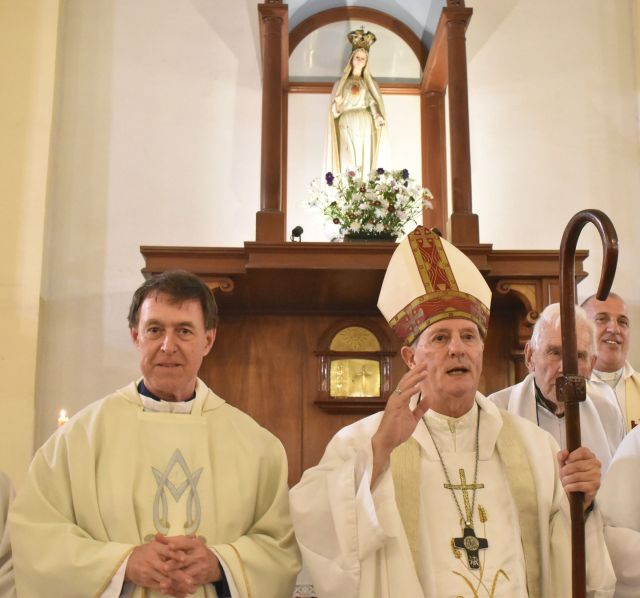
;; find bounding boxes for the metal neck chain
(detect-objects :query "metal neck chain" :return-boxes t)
[424,406,481,528]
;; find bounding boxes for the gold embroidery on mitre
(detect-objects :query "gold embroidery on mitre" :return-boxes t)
[408,228,458,293]
[388,290,490,346]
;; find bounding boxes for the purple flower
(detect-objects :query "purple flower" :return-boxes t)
[325,172,334,186]
[401,168,409,180]
[377,167,385,175]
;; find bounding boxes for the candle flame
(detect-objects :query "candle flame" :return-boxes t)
[57,409,69,427]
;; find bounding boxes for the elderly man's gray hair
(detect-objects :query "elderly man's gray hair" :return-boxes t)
[529,302,596,355]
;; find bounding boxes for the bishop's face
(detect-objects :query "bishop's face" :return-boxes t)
[130,292,216,402]
[583,294,630,372]
[402,319,484,418]
[525,320,595,404]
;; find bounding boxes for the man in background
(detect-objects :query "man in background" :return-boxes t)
[488,302,624,472]
[583,292,640,430]
[10,270,300,597]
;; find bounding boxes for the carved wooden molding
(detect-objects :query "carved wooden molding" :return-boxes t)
[495,280,539,320]
[205,277,235,295]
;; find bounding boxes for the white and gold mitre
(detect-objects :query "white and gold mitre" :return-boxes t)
[377,226,492,345]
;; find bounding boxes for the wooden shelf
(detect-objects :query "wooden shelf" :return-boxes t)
[141,241,587,315]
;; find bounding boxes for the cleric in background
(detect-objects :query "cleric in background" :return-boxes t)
[583,292,640,430]
[290,227,615,598]
[488,303,624,472]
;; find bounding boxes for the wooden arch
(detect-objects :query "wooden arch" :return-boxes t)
[289,6,427,69]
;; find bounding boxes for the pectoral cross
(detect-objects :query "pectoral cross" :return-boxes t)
[445,469,488,569]
[454,526,488,569]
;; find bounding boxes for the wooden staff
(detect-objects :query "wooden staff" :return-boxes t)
[557,209,618,598]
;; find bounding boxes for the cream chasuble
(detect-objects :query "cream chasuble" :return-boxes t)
[290,394,616,598]
[9,379,300,598]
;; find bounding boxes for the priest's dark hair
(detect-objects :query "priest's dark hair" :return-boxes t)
[128,270,218,330]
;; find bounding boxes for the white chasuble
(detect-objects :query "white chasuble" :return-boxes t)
[413,406,527,596]
[290,394,616,598]
[9,379,300,598]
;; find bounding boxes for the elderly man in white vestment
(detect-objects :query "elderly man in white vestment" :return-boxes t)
[9,270,301,598]
[0,472,16,598]
[582,292,640,431]
[290,227,615,598]
[488,303,625,472]
[599,424,640,597]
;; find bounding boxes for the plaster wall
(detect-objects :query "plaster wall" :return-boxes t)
[467,0,640,364]
[0,0,59,485]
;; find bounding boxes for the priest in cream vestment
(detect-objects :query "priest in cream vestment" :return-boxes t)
[10,271,300,598]
[582,293,640,431]
[290,227,616,598]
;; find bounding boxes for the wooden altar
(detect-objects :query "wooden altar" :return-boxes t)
[140,1,588,485]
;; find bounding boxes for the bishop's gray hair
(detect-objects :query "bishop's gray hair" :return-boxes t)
[529,302,596,356]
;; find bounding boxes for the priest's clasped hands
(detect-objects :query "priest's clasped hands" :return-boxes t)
[125,532,221,597]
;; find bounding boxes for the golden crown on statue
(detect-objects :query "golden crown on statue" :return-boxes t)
[348,27,377,51]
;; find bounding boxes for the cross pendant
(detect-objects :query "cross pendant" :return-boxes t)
[454,526,488,569]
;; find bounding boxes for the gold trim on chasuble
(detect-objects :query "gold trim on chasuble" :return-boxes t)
[388,232,489,345]
[391,411,543,598]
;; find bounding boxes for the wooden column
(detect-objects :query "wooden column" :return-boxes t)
[422,90,447,234]
[257,3,287,242]
[444,7,479,245]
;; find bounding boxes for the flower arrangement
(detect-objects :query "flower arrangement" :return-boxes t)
[308,168,434,241]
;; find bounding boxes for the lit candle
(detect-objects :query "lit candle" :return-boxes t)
[57,409,69,428]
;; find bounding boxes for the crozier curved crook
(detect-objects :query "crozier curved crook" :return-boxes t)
[557,209,618,598]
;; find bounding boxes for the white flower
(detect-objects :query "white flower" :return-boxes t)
[374,223,385,232]
[374,208,384,218]
[363,222,374,231]
[396,210,407,221]
[350,222,361,232]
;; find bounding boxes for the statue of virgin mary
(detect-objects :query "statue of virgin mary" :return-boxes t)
[326,28,389,177]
